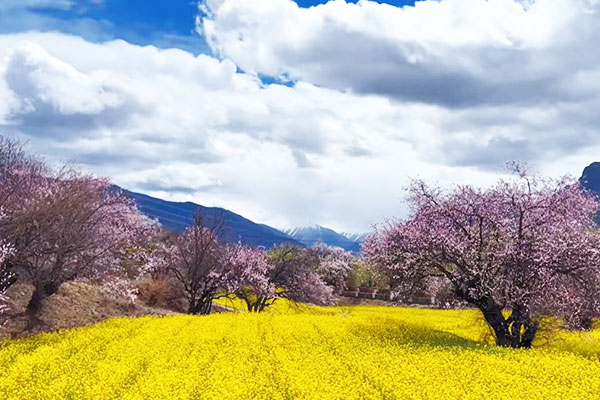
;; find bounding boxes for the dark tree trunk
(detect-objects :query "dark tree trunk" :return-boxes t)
[187,295,213,315]
[508,305,537,348]
[243,298,253,312]
[250,296,274,312]
[258,297,269,312]
[478,302,538,348]
[187,301,196,315]
[25,281,61,331]
[253,297,264,312]
[200,300,212,315]
[480,303,511,347]
[26,281,60,316]
[26,287,45,316]
[577,318,593,331]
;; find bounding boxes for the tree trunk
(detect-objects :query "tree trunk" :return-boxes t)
[507,305,537,348]
[26,281,59,315]
[26,287,46,316]
[243,298,253,312]
[577,318,593,331]
[258,297,269,312]
[25,281,60,331]
[187,295,213,315]
[480,303,510,346]
[253,296,274,312]
[200,299,212,315]
[478,303,538,348]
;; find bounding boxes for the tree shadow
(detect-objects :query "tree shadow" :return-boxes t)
[346,317,502,354]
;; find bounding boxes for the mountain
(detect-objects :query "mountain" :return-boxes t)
[283,225,363,253]
[119,188,301,248]
[580,162,600,193]
[579,163,600,224]
[341,232,369,243]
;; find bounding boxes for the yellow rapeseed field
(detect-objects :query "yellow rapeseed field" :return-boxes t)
[1,302,599,400]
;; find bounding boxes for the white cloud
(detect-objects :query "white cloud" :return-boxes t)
[198,0,600,107]
[1,0,599,234]
[6,42,127,115]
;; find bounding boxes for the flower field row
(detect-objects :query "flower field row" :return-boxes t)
[0,304,599,399]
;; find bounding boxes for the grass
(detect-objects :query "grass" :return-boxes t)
[0,302,599,399]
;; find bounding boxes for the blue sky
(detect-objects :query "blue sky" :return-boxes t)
[32,1,198,37]
[9,0,207,53]
[8,0,418,53]
[0,0,598,232]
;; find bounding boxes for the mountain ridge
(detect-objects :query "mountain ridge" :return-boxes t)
[283,224,363,252]
[580,162,600,193]
[121,163,600,250]
[119,187,301,248]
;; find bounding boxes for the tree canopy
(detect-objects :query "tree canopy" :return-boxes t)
[364,167,600,347]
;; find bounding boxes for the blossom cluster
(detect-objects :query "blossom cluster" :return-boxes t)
[100,277,139,304]
[0,210,14,320]
[312,242,354,294]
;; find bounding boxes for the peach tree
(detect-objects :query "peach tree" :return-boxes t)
[364,167,600,348]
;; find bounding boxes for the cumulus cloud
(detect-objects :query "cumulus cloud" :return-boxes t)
[198,0,600,107]
[0,33,430,231]
[1,0,599,233]
[118,164,223,195]
[3,42,143,139]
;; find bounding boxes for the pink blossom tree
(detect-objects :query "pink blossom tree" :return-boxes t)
[167,214,234,315]
[0,229,15,321]
[364,168,600,348]
[0,137,46,211]
[225,245,274,312]
[0,212,15,295]
[312,242,354,294]
[0,136,45,296]
[164,221,279,314]
[245,245,333,311]
[101,277,140,305]
[137,234,177,280]
[225,245,334,312]
[6,169,156,319]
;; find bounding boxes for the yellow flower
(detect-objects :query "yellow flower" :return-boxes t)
[0,303,598,399]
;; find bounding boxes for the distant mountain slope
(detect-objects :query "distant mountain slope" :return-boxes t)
[579,163,600,224]
[284,225,363,252]
[580,162,600,193]
[341,232,369,243]
[119,188,300,248]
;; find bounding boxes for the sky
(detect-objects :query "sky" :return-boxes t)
[0,0,599,233]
